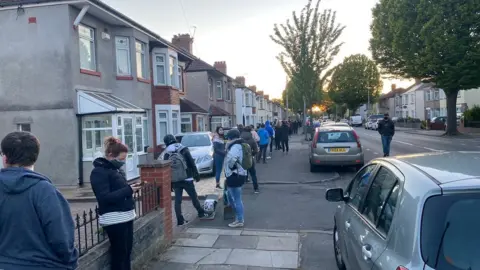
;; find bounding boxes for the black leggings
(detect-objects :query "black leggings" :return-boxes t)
[104,220,134,270]
[282,140,289,152]
[269,136,274,152]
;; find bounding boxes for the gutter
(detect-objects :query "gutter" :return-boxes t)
[0,0,85,9]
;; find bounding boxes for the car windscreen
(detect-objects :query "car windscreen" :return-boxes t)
[368,114,384,120]
[421,193,480,269]
[317,131,356,143]
[181,134,211,147]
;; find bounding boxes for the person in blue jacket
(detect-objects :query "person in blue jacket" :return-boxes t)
[256,124,270,163]
[265,120,275,156]
[0,132,78,270]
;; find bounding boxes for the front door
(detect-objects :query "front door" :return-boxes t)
[121,117,139,180]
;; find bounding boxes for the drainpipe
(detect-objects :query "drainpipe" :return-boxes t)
[77,115,84,187]
[73,5,90,29]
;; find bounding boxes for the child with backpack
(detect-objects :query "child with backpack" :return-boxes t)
[224,129,253,228]
[162,134,210,226]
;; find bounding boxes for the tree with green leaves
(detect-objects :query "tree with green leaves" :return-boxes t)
[271,0,345,111]
[281,80,303,112]
[328,54,383,114]
[370,0,480,135]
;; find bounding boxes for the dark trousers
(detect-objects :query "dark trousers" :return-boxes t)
[275,137,282,150]
[258,144,268,162]
[104,220,134,270]
[269,136,274,152]
[173,181,205,224]
[381,135,393,156]
[282,140,289,152]
[247,158,259,190]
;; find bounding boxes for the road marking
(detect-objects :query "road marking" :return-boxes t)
[423,147,444,152]
[373,152,379,155]
[366,148,371,151]
[461,143,466,146]
[395,140,414,146]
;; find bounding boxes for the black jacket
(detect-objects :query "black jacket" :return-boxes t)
[90,158,135,216]
[378,118,395,136]
[278,124,290,141]
[240,131,259,155]
[163,143,199,181]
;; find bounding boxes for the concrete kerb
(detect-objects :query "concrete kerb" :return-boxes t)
[178,225,334,235]
[258,171,340,185]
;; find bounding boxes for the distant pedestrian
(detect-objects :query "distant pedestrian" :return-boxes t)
[265,120,275,156]
[224,129,248,227]
[0,132,78,270]
[212,127,226,189]
[162,134,210,226]
[378,113,395,157]
[274,121,282,150]
[250,124,260,143]
[240,126,260,193]
[257,124,270,164]
[280,121,290,154]
[91,137,140,270]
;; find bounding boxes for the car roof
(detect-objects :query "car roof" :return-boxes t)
[393,151,480,185]
[316,126,353,132]
[175,132,212,136]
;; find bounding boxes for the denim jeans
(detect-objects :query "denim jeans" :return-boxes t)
[214,155,224,184]
[257,144,268,162]
[227,186,244,222]
[173,181,205,224]
[247,158,259,190]
[381,135,393,156]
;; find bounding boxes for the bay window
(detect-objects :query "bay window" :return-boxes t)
[78,24,96,71]
[82,115,113,159]
[178,66,183,91]
[154,53,166,85]
[158,111,168,141]
[181,114,192,132]
[209,78,214,99]
[169,56,178,87]
[226,87,231,101]
[216,81,223,100]
[197,116,206,131]
[115,37,131,76]
[211,117,223,130]
[172,110,179,135]
[135,41,147,79]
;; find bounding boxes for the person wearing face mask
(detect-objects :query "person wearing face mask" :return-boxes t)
[90,137,141,270]
[212,126,226,189]
[0,132,78,270]
[378,113,395,157]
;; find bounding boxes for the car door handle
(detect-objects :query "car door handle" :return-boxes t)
[362,244,372,260]
[345,220,351,229]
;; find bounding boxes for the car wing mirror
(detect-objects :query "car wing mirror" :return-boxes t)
[325,188,345,202]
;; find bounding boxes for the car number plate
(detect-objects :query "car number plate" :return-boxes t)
[329,148,347,153]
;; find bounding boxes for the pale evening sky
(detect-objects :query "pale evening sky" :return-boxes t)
[103,0,413,98]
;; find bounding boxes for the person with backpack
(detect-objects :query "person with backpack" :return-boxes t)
[256,124,270,163]
[224,129,252,228]
[162,134,210,225]
[212,126,226,190]
[239,125,260,193]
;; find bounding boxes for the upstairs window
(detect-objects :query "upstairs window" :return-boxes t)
[178,66,183,91]
[78,24,96,71]
[115,37,131,76]
[208,78,214,99]
[154,53,166,85]
[226,87,231,101]
[135,41,147,79]
[169,55,178,87]
[216,81,223,100]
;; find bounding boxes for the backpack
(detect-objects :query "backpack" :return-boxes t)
[227,142,253,170]
[167,147,188,182]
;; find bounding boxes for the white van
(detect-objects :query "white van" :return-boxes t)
[349,115,362,127]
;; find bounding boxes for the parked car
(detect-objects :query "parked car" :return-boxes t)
[158,132,215,176]
[325,151,480,270]
[366,114,384,130]
[309,126,364,172]
[349,115,363,127]
[429,116,447,130]
[323,122,350,127]
[371,119,381,131]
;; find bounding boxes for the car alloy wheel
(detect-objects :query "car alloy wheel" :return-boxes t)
[333,226,346,270]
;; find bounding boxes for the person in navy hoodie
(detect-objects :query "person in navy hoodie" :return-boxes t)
[0,131,78,270]
[265,120,275,157]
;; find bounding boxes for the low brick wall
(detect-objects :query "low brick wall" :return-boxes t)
[77,160,172,270]
[395,122,421,129]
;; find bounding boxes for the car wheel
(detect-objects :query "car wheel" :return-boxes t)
[333,225,347,270]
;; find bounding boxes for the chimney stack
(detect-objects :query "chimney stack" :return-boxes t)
[264,94,270,100]
[214,61,227,74]
[391,84,397,91]
[235,76,246,86]
[249,85,257,92]
[172,33,193,53]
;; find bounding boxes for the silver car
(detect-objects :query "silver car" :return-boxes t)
[325,151,480,270]
[180,132,215,175]
[309,126,364,172]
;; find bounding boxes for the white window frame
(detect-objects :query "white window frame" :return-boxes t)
[82,115,113,160]
[17,123,31,132]
[181,114,193,133]
[178,65,183,91]
[157,111,169,143]
[209,78,214,100]
[135,40,147,79]
[211,116,223,131]
[172,110,179,135]
[169,55,178,88]
[197,115,206,132]
[142,117,149,150]
[134,116,146,153]
[216,80,223,100]
[153,53,166,85]
[226,87,231,101]
[244,92,249,106]
[78,24,96,71]
[115,36,131,76]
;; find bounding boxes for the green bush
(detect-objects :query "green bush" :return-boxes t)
[464,105,480,121]
[421,120,427,129]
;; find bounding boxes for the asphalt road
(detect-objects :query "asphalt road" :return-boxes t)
[189,129,476,270]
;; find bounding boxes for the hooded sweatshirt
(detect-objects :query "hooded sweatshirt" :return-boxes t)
[257,127,270,146]
[0,168,78,270]
[265,120,275,137]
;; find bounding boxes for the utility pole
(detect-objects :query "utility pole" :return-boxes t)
[367,88,370,117]
[285,75,289,120]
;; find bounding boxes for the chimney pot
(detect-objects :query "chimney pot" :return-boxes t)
[171,33,193,53]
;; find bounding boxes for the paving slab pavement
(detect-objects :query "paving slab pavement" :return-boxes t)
[147,228,301,269]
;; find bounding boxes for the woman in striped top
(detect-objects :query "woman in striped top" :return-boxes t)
[90,137,141,270]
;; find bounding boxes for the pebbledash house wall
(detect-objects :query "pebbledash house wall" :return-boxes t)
[0,5,153,186]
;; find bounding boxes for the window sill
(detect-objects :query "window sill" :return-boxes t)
[116,75,134,80]
[137,77,151,84]
[80,69,101,77]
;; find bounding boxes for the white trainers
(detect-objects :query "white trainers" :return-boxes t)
[228,220,244,228]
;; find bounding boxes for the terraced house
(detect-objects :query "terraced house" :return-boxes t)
[0,0,194,185]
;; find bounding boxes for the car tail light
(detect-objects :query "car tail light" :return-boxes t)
[396,266,408,270]
[352,130,361,148]
[312,132,319,148]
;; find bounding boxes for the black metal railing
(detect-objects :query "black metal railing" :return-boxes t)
[74,183,160,256]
